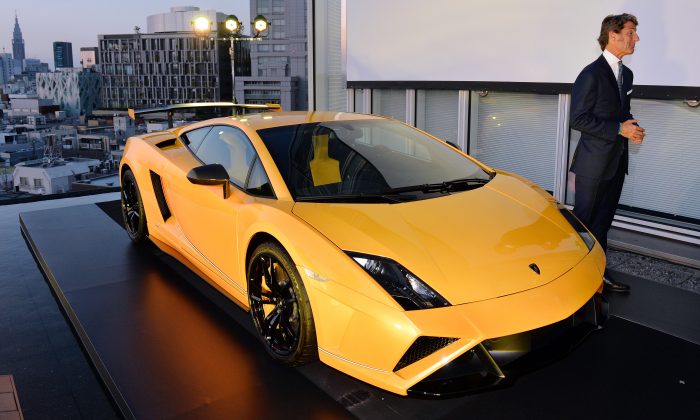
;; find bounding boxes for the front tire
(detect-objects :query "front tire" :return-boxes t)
[120,169,148,243]
[247,242,318,366]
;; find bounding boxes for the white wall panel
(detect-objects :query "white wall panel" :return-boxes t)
[347,0,700,87]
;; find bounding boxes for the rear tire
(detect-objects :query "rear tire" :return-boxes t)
[120,169,148,243]
[247,242,318,366]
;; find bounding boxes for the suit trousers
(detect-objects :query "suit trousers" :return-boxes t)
[572,161,626,254]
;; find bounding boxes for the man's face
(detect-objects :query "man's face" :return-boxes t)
[608,21,640,58]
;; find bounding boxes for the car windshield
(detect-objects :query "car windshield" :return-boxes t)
[257,119,492,203]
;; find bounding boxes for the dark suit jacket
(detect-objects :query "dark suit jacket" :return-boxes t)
[570,54,633,180]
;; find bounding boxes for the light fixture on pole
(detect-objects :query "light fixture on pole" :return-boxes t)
[192,14,270,104]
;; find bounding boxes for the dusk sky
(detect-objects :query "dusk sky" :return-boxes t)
[1,1,250,68]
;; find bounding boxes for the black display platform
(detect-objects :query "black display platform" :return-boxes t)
[20,202,700,419]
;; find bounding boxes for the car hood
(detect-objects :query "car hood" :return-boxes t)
[292,174,591,305]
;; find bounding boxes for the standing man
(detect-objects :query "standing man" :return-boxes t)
[570,13,645,293]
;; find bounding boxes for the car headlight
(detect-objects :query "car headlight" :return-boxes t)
[346,252,450,311]
[558,205,596,251]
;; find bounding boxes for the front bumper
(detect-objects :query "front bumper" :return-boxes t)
[407,292,608,397]
[312,244,606,396]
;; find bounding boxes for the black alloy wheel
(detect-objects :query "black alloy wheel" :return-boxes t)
[248,242,317,366]
[120,169,148,243]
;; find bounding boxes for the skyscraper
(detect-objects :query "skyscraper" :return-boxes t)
[236,0,308,110]
[12,13,26,73]
[53,42,74,68]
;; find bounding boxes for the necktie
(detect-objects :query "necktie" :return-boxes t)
[617,61,624,102]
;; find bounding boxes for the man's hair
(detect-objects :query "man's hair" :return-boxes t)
[597,13,638,50]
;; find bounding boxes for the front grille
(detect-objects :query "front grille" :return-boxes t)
[393,336,458,372]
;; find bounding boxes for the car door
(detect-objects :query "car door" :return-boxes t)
[166,124,258,292]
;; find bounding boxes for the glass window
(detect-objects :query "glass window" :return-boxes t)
[34,178,43,188]
[354,89,364,113]
[246,158,274,197]
[416,90,459,145]
[470,91,559,192]
[258,120,491,201]
[372,89,406,122]
[196,126,257,187]
[567,99,700,223]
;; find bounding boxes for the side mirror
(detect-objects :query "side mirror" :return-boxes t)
[187,163,231,199]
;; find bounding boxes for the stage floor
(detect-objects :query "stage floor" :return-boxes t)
[19,201,700,419]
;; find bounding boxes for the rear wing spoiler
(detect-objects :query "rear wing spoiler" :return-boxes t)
[127,102,282,128]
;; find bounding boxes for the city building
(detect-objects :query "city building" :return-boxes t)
[5,95,57,117]
[26,115,47,129]
[0,132,19,145]
[146,6,222,33]
[0,142,42,165]
[80,47,99,69]
[98,6,250,109]
[235,0,308,110]
[96,3,312,110]
[12,13,25,74]
[53,42,74,69]
[36,69,101,117]
[12,157,100,194]
[113,115,135,141]
[22,59,50,80]
[0,53,14,85]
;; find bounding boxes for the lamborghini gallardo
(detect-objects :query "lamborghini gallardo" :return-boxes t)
[120,103,607,396]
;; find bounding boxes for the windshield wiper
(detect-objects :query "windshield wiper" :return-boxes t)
[295,193,406,203]
[294,177,492,203]
[380,177,491,195]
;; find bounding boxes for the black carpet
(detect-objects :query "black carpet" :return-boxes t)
[88,200,700,419]
[96,199,124,228]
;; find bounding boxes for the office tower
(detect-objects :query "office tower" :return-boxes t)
[98,7,251,109]
[54,42,74,68]
[236,0,308,110]
[12,13,26,73]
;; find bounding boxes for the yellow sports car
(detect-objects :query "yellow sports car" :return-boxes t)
[120,103,607,397]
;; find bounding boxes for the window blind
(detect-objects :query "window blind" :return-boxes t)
[372,89,406,122]
[416,90,459,145]
[471,92,559,191]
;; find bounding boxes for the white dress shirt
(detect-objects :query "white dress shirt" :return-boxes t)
[603,49,622,82]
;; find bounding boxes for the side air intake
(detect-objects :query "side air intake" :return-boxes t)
[155,139,177,149]
[394,336,458,372]
[149,170,172,221]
